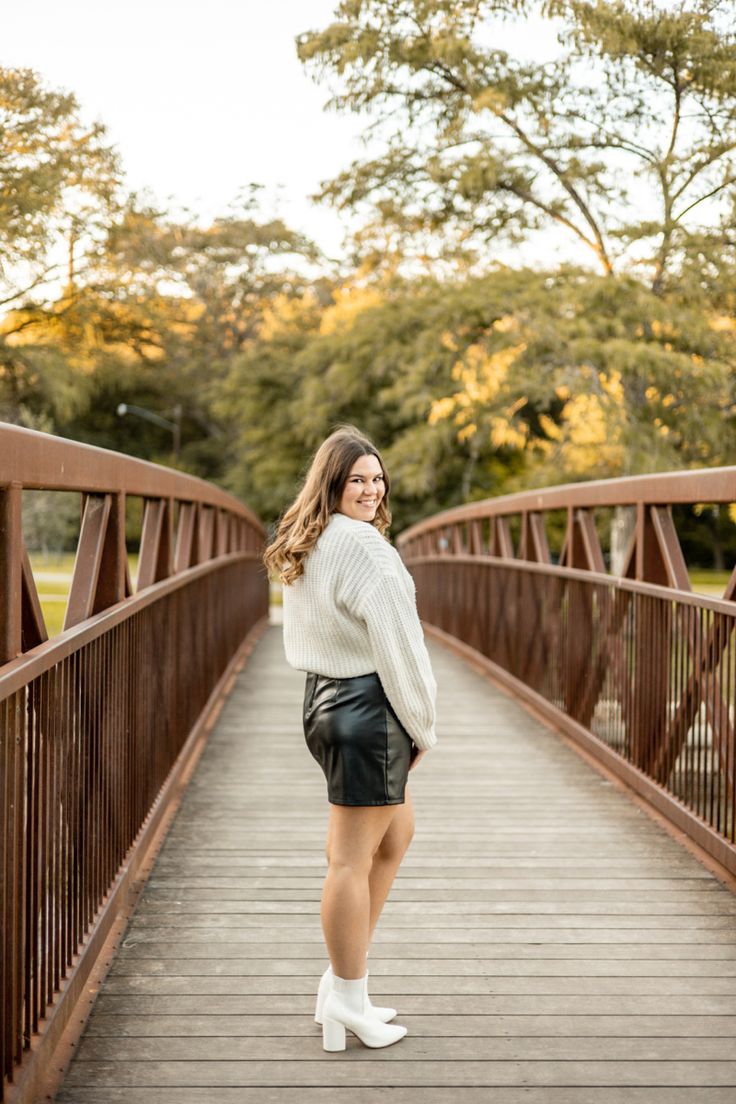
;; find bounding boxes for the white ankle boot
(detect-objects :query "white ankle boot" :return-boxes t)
[322,972,407,1051]
[315,964,397,1025]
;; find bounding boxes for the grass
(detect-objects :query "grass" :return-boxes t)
[688,570,731,597]
[269,578,283,607]
[30,552,140,638]
[42,602,67,638]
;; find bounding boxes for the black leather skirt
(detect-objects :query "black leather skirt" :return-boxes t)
[303,671,417,806]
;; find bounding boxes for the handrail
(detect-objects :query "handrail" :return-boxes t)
[400,465,736,540]
[398,466,736,877]
[0,422,262,520]
[407,552,736,616]
[1,424,270,1102]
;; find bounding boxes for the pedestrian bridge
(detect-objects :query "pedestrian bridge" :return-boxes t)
[1,424,735,1103]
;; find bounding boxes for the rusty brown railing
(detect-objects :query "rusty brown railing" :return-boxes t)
[0,424,269,1102]
[398,469,736,875]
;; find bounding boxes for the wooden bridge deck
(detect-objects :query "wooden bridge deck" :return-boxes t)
[56,620,736,1103]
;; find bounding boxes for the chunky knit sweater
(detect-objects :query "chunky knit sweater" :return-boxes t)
[282,511,437,751]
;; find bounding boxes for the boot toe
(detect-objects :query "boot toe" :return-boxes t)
[362,1022,407,1048]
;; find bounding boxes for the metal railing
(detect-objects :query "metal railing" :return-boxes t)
[398,469,736,875]
[0,425,269,1101]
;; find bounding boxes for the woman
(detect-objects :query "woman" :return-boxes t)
[263,424,438,1051]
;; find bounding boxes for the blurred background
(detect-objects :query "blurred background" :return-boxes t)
[2,0,735,625]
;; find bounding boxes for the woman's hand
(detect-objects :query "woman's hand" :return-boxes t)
[408,747,427,771]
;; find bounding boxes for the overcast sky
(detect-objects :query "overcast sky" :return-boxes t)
[2,1,562,262]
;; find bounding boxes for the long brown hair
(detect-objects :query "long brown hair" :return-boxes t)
[263,424,392,585]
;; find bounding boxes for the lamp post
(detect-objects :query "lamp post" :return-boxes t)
[116,403,182,460]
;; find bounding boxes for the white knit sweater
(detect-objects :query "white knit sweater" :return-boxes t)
[282,511,437,750]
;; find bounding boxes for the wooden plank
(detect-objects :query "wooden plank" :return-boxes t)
[114,940,736,960]
[56,626,736,1101]
[132,895,736,913]
[81,1012,736,1038]
[86,993,736,1015]
[143,855,722,872]
[121,916,736,934]
[53,1089,736,1104]
[141,876,724,889]
[107,957,736,978]
[73,1034,734,1061]
[100,973,736,996]
[57,1058,736,1087]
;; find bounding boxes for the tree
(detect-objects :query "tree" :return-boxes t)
[424,267,736,485]
[220,266,735,531]
[0,66,120,302]
[0,66,125,428]
[297,0,736,296]
[2,181,321,482]
[99,189,322,478]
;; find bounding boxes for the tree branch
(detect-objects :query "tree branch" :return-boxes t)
[671,144,736,202]
[663,74,682,166]
[496,112,614,274]
[419,57,614,273]
[499,182,601,255]
[674,175,736,221]
[0,261,68,307]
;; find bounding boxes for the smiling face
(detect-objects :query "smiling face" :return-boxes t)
[336,453,386,522]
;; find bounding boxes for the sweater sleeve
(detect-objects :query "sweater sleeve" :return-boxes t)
[354,571,438,751]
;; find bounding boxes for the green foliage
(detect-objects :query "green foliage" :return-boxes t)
[0,67,120,285]
[220,266,735,532]
[298,0,736,295]
[1,51,734,546]
[1,165,319,479]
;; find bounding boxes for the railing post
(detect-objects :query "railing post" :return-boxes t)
[64,493,129,630]
[0,485,23,665]
[174,501,200,572]
[0,485,23,662]
[138,497,174,589]
[517,512,552,691]
[630,505,687,775]
[561,508,604,721]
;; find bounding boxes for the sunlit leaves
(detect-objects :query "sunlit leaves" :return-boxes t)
[220,263,735,526]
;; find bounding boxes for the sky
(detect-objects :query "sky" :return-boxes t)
[1,0,563,263]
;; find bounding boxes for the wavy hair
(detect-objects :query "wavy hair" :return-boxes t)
[263,424,391,585]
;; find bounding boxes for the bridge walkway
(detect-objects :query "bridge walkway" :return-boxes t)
[55,621,736,1103]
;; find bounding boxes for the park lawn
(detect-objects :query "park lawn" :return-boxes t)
[30,552,140,638]
[689,570,731,597]
[269,578,283,606]
[42,602,68,638]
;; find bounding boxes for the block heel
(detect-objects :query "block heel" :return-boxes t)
[322,1016,347,1051]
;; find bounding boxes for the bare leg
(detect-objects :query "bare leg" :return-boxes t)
[321,803,396,979]
[367,787,415,942]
